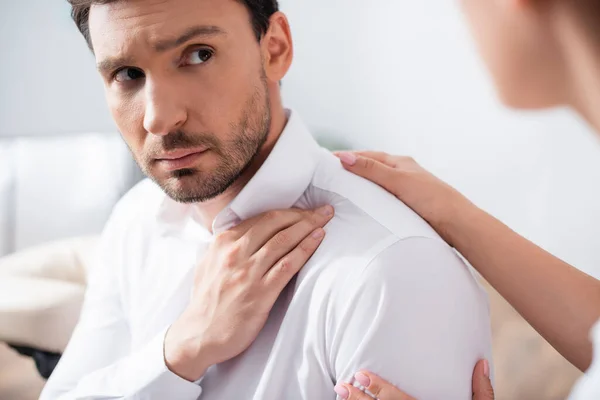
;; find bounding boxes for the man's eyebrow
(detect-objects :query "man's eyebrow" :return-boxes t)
[97,56,134,75]
[95,25,226,75]
[153,25,227,52]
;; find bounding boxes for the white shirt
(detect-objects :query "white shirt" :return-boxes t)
[41,110,493,400]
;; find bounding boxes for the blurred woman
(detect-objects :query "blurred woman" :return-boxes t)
[332,0,600,399]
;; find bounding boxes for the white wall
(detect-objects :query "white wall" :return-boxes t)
[2,0,600,277]
[0,0,115,136]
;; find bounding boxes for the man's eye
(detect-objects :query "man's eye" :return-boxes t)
[114,68,145,83]
[184,49,214,66]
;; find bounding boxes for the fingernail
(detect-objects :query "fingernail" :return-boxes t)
[355,372,370,387]
[336,152,357,166]
[334,384,349,399]
[312,228,325,240]
[483,360,490,379]
[317,205,334,217]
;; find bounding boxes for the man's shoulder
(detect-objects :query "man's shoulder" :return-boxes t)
[309,151,439,241]
[320,236,472,293]
[321,236,490,341]
[305,153,486,302]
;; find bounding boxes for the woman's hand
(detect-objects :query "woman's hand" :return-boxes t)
[335,151,471,246]
[334,371,416,400]
[333,360,494,400]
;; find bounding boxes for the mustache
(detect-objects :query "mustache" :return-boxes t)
[145,130,220,159]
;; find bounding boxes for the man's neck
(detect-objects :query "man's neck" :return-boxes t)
[192,107,289,232]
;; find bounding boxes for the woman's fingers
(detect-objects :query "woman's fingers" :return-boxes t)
[335,150,406,168]
[334,383,371,400]
[334,371,416,400]
[339,151,399,167]
[472,360,495,400]
[334,360,494,400]
[335,152,397,193]
[354,371,416,400]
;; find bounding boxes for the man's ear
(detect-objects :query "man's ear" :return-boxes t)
[262,12,294,83]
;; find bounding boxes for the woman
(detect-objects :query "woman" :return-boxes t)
[331,0,600,399]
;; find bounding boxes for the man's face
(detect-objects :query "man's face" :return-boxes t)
[89,0,271,203]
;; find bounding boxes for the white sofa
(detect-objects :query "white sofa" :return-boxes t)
[0,132,142,354]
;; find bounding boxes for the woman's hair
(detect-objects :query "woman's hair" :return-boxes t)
[573,0,600,39]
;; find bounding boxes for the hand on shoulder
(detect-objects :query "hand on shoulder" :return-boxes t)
[335,151,473,246]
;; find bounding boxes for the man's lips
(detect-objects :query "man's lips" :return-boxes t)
[155,148,208,171]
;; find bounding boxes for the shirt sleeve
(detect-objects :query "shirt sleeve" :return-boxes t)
[40,204,203,400]
[328,237,493,399]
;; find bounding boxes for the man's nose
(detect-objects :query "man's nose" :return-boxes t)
[143,80,187,136]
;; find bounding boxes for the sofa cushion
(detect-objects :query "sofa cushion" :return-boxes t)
[0,236,100,352]
[0,277,84,353]
[0,236,99,285]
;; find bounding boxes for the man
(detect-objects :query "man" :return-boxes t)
[42,0,493,398]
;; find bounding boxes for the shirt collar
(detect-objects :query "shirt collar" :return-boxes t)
[156,109,322,236]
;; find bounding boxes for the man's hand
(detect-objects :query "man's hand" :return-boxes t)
[333,360,494,400]
[164,206,335,382]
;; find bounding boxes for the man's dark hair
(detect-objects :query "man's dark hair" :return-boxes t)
[68,0,279,51]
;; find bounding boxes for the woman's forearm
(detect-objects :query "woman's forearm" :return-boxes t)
[446,201,600,371]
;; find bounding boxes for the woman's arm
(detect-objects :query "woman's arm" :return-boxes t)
[336,151,600,371]
[450,195,600,371]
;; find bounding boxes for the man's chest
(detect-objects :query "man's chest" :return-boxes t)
[124,235,202,347]
[122,231,342,399]
[120,210,384,399]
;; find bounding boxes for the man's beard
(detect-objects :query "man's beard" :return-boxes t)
[137,77,271,203]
